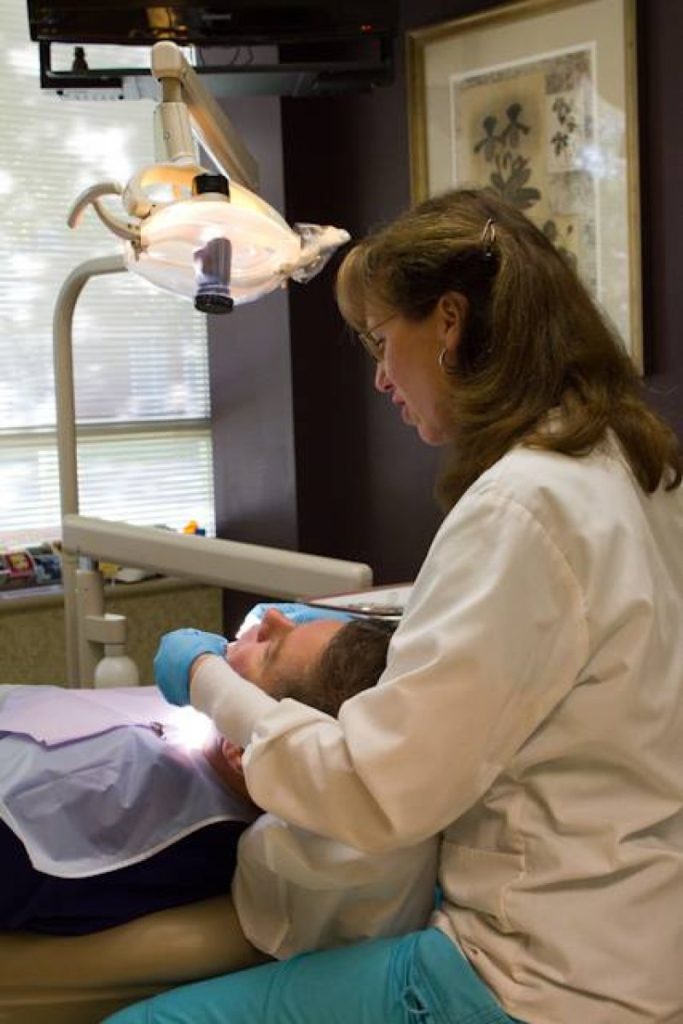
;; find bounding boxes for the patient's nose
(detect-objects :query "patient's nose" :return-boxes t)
[258,608,295,639]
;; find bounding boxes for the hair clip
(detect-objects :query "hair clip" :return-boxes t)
[481,217,496,258]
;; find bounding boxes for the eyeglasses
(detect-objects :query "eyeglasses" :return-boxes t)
[357,314,396,361]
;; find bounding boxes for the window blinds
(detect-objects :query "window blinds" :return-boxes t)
[0,5,215,543]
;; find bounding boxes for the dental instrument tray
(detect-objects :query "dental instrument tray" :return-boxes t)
[308,584,411,623]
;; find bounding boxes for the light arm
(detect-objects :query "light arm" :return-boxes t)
[53,255,128,684]
[151,41,259,192]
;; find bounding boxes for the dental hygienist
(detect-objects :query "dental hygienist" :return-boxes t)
[109,189,683,1024]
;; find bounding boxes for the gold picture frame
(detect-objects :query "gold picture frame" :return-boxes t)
[407,0,642,369]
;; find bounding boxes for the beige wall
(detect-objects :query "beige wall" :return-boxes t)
[0,579,222,686]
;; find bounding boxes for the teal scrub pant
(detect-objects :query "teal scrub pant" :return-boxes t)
[102,928,522,1024]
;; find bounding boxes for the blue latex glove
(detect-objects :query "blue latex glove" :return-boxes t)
[154,628,227,706]
[238,601,355,635]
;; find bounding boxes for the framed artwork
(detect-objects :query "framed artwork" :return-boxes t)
[407,0,642,369]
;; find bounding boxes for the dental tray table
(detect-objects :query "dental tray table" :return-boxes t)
[309,583,411,623]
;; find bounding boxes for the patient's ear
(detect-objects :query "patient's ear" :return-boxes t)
[217,741,259,808]
[222,739,244,776]
[202,735,254,805]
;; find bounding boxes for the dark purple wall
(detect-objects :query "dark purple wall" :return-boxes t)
[637,0,683,433]
[208,93,299,553]
[211,0,683,589]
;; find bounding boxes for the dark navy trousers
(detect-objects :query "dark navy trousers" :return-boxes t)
[0,819,247,935]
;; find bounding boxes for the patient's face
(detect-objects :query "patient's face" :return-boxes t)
[205,609,344,805]
[227,608,344,694]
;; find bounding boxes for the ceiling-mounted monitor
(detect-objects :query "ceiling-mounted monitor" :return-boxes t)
[27,1,396,46]
[26,0,398,97]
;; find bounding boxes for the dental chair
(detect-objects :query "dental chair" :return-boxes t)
[0,893,267,1023]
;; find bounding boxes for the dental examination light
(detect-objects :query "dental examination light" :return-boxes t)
[54,42,368,688]
[70,41,350,312]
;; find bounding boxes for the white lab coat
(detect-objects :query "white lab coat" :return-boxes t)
[233,814,438,958]
[193,438,683,1024]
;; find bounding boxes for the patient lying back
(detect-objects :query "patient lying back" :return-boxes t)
[0,607,399,936]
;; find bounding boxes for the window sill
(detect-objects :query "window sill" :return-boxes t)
[0,577,216,613]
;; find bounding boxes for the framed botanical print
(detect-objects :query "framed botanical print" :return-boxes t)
[407,0,642,368]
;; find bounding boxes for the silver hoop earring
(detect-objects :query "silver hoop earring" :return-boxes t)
[438,348,458,376]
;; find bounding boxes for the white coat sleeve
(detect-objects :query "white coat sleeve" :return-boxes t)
[192,483,589,853]
[232,813,439,959]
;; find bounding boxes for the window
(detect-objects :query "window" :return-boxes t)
[0,2,216,545]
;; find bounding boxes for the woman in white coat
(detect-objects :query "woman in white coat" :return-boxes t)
[109,188,683,1024]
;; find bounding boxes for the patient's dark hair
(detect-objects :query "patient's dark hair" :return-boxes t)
[273,618,396,717]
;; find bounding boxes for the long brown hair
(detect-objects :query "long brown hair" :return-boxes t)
[336,188,681,507]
